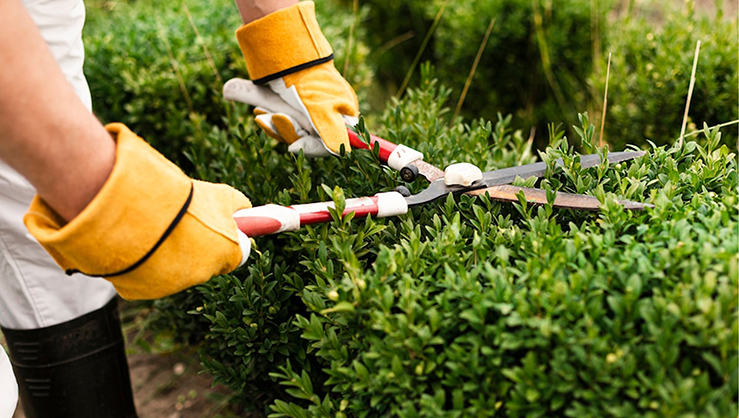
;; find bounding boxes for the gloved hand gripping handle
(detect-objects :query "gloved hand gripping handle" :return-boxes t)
[223,78,425,170]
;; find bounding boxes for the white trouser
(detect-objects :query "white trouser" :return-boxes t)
[1,0,118,415]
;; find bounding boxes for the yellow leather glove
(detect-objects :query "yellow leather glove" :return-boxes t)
[24,123,252,300]
[227,1,358,157]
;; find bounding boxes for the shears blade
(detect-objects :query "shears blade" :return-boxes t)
[405,151,647,207]
[481,151,645,186]
[468,185,652,211]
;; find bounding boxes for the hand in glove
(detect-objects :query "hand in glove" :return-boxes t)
[224,1,358,157]
[24,124,252,300]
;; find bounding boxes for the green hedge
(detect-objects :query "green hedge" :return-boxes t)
[152,68,737,416]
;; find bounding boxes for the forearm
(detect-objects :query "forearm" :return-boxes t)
[233,0,298,24]
[0,0,115,222]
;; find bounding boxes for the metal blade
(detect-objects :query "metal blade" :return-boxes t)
[403,151,646,208]
[404,179,483,207]
[467,185,652,211]
[481,151,645,186]
[415,160,446,182]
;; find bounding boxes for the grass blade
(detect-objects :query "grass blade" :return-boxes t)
[452,17,496,123]
[396,0,451,99]
[598,53,612,147]
[679,40,701,146]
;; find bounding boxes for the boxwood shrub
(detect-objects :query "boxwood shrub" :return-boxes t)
[148,67,738,416]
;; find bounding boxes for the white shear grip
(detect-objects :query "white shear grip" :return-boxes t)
[387,145,424,172]
[375,192,409,217]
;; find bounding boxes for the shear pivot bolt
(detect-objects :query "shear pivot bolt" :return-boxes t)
[400,164,419,182]
[444,163,483,186]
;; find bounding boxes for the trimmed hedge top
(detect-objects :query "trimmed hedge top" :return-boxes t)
[152,71,738,417]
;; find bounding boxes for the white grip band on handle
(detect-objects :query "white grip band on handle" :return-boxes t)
[375,192,409,217]
[234,204,301,233]
[387,145,424,171]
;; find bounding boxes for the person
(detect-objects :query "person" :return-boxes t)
[0,0,358,416]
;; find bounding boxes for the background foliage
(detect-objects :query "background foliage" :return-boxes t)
[83,0,738,416]
[594,5,739,149]
[341,0,737,148]
[351,0,600,148]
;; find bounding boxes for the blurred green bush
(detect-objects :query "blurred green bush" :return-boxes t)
[350,0,602,146]
[595,7,739,149]
[344,0,737,148]
[85,0,737,151]
[84,0,238,167]
[83,0,372,168]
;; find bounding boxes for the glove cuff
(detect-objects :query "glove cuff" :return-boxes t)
[236,1,333,84]
[24,123,194,278]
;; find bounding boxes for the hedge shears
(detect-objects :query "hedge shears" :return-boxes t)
[223,79,649,237]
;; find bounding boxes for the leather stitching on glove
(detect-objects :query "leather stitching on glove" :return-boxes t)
[252,54,334,85]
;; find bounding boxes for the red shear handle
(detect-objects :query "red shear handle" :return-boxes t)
[233,192,409,237]
[346,129,398,163]
[346,128,425,172]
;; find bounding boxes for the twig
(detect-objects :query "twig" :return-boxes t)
[396,0,451,99]
[532,0,571,123]
[626,0,635,20]
[591,0,602,75]
[682,119,739,138]
[527,126,537,148]
[452,18,496,123]
[343,0,359,77]
[158,22,194,114]
[599,53,612,147]
[374,31,415,60]
[182,0,221,85]
[679,40,701,147]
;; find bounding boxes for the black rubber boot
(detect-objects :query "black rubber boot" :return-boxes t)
[1,297,137,418]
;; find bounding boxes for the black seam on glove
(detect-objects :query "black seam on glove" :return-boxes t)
[65,183,195,278]
[252,54,334,85]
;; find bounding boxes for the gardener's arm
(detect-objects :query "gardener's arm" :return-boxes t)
[0,0,115,222]
[0,0,252,300]
[233,0,298,24]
